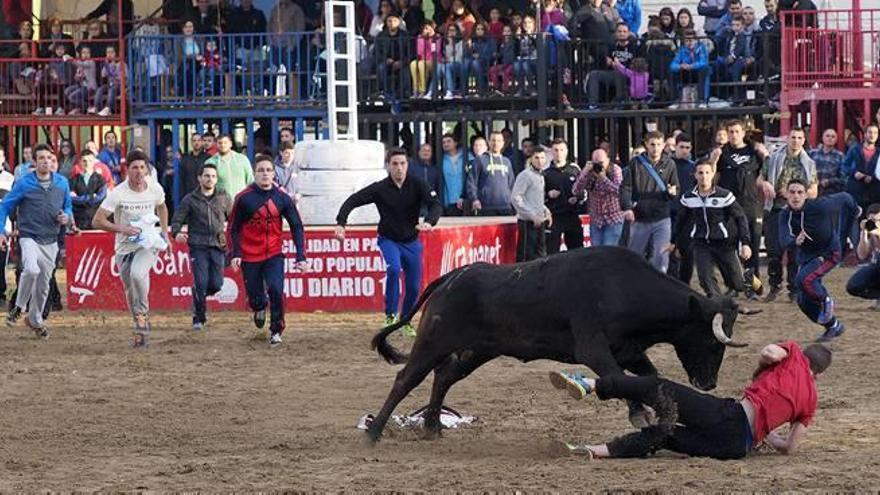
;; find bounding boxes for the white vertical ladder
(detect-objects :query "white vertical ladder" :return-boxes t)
[324,1,359,141]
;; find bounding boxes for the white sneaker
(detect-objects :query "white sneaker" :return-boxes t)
[269,333,282,347]
[97,107,111,116]
[87,107,97,114]
[192,322,204,331]
[54,107,64,115]
[443,91,454,99]
[32,107,44,115]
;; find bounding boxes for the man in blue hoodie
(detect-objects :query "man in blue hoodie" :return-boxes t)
[0,144,72,339]
[779,178,860,342]
[467,131,515,216]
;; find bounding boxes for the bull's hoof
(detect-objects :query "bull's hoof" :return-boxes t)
[628,409,657,429]
[364,426,382,444]
[422,427,443,440]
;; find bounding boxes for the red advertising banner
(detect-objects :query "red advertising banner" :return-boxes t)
[66,217,589,312]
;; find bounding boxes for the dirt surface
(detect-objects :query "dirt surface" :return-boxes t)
[1,267,879,491]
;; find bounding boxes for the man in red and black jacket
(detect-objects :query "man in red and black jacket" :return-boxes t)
[228,154,308,347]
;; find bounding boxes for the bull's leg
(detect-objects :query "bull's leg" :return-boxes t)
[621,352,660,429]
[367,359,438,443]
[422,350,495,439]
[571,333,657,429]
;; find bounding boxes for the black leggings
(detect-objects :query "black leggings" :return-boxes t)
[597,375,751,460]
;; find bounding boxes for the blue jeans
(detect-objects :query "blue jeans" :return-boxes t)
[628,218,672,272]
[846,263,880,300]
[795,253,840,325]
[190,246,225,324]
[430,61,462,95]
[242,254,286,334]
[378,236,423,317]
[461,59,487,92]
[590,222,624,247]
[513,59,536,90]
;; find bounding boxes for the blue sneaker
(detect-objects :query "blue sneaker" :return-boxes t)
[548,371,594,400]
[817,296,835,325]
[817,320,845,342]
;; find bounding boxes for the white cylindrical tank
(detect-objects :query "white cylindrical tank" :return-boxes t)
[293,140,387,225]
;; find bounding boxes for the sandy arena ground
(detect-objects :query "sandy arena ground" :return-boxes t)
[0,267,878,491]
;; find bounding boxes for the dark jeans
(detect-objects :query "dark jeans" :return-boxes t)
[743,214,761,279]
[242,255,286,335]
[692,241,746,297]
[846,263,880,300]
[546,212,584,255]
[597,375,751,460]
[377,61,410,99]
[671,67,710,102]
[587,70,627,104]
[764,208,798,292]
[517,219,547,262]
[0,248,7,299]
[190,246,225,324]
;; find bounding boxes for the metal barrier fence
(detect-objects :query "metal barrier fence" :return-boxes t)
[127,32,324,109]
[781,9,880,89]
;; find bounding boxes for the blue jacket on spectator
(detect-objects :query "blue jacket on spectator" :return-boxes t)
[670,41,709,71]
[716,31,752,63]
[0,171,72,244]
[470,37,496,65]
[494,38,516,65]
[617,0,642,34]
[779,192,859,264]
[842,142,880,179]
[98,147,123,184]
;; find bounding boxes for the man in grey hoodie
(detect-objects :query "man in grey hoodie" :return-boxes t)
[171,163,233,330]
[512,147,552,261]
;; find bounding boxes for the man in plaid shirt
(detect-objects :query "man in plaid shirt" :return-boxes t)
[808,128,846,197]
[572,149,625,247]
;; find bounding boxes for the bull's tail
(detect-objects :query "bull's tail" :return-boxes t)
[371,269,460,365]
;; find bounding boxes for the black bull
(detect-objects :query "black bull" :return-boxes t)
[366,246,747,442]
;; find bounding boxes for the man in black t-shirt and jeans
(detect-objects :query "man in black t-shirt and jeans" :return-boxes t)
[710,120,769,300]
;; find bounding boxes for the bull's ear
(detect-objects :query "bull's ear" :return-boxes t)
[689,294,718,321]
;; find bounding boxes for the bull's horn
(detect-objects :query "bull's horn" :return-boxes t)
[712,313,747,347]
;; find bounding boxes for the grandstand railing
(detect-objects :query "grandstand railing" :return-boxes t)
[781,9,880,89]
[127,32,323,110]
[0,38,124,120]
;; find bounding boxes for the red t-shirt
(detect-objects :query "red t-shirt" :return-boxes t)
[743,340,817,444]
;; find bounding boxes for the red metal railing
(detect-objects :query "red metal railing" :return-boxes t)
[781,9,880,89]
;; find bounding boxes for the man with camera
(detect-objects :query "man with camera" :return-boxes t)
[572,148,625,246]
[846,203,880,310]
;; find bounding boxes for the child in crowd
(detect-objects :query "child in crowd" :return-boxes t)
[513,15,537,96]
[92,45,124,116]
[487,8,504,40]
[410,21,440,98]
[425,23,464,99]
[462,22,495,96]
[198,38,223,97]
[489,24,516,94]
[542,0,566,27]
[64,45,97,115]
[34,43,73,116]
[510,13,523,34]
[613,56,650,102]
